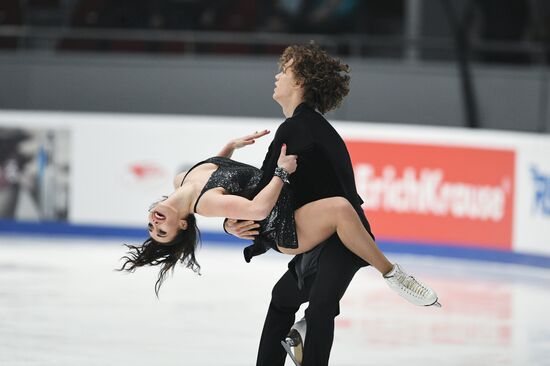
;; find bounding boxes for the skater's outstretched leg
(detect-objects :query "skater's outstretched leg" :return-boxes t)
[283,197,391,274]
[281,197,440,307]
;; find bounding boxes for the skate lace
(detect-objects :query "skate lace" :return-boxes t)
[399,273,430,298]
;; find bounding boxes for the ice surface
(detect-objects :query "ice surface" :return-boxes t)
[1,236,549,366]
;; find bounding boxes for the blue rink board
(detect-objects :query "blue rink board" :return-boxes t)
[1,220,549,268]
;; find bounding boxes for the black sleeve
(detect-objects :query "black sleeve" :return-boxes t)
[223,121,306,234]
[258,119,314,190]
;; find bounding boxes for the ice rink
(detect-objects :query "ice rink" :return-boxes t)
[1,236,550,366]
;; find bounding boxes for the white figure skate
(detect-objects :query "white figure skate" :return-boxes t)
[280,317,306,366]
[384,264,441,307]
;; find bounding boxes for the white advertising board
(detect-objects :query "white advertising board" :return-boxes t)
[513,137,550,255]
[1,110,549,258]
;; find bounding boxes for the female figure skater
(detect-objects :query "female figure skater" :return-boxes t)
[119,130,440,308]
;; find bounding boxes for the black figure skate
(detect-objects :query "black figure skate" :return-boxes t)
[280,317,306,366]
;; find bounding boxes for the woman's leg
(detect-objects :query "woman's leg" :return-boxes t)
[283,197,441,307]
[279,197,393,275]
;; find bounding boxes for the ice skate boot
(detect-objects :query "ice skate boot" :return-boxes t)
[384,264,441,307]
[280,317,306,366]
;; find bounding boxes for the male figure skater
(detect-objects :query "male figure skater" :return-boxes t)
[225,43,371,366]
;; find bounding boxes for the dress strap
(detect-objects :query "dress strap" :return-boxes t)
[184,157,224,212]
[180,159,213,186]
[178,159,211,213]
[180,170,192,186]
[193,190,208,213]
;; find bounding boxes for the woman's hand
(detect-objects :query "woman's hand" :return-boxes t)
[277,144,297,174]
[233,129,270,149]
[218,130,270,158]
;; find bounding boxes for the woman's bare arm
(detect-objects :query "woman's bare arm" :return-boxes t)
[172,130,270,190]
[197,175,285,220]
[198,144,297,220]
[217,130,270,158]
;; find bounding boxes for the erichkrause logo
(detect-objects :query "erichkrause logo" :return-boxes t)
[355,165,510,221]
[530,165,550,216]
[346,140,515,250]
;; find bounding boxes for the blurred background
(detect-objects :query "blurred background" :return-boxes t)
[1,1,550,366]
[1,0,549,131]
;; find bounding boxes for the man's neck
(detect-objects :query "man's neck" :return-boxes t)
[282,97,305,118]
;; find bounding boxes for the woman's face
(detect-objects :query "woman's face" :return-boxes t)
[273,59,300,103]
[148,202,185,244]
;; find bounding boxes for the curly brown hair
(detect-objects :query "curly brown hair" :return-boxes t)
[279,43,350,114]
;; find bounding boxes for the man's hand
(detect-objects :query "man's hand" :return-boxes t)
[225,219,260,240]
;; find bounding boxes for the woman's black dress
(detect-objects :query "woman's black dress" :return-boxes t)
[182,157,298,261]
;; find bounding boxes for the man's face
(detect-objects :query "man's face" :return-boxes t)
[273,59,300,103]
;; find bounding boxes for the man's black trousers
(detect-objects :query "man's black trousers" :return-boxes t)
[256,234,367,366]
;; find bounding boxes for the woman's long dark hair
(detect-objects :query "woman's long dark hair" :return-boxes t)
[118,214,201,297]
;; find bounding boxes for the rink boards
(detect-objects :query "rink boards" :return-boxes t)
[0,110,549,265]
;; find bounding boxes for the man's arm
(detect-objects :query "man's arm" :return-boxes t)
[224,119,312,238]
[258,119,314,189]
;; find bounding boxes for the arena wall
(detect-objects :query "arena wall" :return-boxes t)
[0,110,548,266]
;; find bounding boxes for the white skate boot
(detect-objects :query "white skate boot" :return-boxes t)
[280,317,306,366]
[384,264,441,307]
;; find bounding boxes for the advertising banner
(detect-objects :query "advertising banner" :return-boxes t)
[347,140,515,250]
[0,126,70,222]
[514,138,550,256]
[68,115,277,230]
[1,110,549,262]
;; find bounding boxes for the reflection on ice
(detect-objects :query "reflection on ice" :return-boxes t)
[0,237,549,366]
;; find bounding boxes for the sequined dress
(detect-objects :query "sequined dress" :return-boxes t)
[183,157,298,261]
